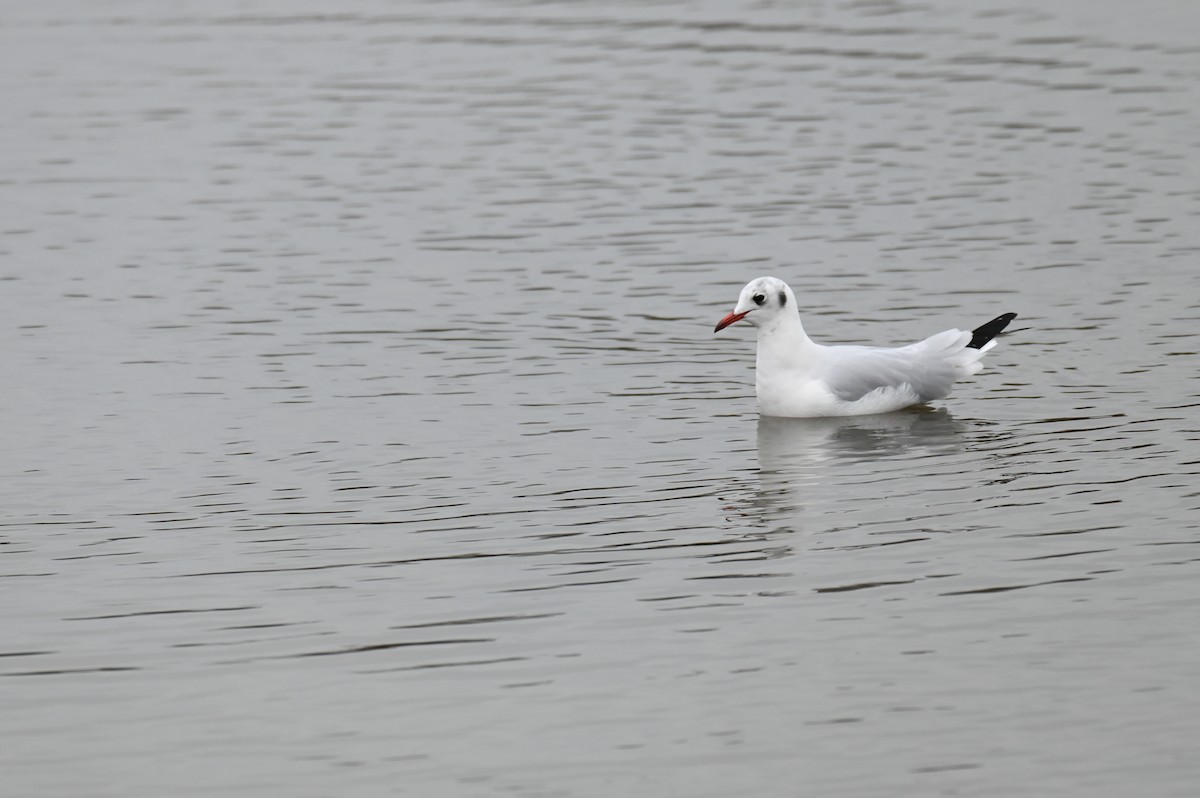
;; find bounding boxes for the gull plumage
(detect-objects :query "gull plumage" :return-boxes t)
[714,277,1016,418]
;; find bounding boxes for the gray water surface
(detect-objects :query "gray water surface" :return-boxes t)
[3,1,1200,796]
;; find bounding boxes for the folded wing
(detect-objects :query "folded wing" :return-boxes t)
[822,329,976,404]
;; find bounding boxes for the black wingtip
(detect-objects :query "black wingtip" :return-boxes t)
[967,312,1017,349]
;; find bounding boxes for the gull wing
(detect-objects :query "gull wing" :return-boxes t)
[821,330,971,404]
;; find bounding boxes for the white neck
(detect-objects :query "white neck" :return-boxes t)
[756,310,818,376]
[757,308,812,345]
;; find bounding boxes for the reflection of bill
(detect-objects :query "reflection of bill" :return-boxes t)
[752,410,966,533]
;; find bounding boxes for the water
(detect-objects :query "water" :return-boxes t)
[3,1,1199,795]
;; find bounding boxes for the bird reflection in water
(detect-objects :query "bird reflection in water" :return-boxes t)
[751,408,966,534]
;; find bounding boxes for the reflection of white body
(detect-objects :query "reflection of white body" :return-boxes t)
[757,411,965,469]
[715,277,1016,418]
[754,411,966,530]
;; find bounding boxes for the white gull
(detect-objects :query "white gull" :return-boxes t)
[714,276,1016,418]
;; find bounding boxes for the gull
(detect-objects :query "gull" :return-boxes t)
[714,276,1016,417]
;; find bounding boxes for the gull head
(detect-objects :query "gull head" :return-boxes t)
[714,276,794,333]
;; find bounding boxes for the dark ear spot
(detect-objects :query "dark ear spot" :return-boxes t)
[778,290,787,307]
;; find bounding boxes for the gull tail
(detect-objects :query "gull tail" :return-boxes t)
[967,312,1017,350]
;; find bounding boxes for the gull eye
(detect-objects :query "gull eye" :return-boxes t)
[752,293,766,306]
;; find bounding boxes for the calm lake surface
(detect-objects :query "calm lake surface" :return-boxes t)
[3,1,1199,795]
